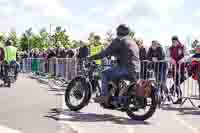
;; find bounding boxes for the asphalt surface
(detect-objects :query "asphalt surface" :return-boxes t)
[0,74,200,133]
[59,78,200,133]
[0,74,68,133]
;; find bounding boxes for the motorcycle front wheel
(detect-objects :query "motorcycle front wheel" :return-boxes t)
[65,77,91,111]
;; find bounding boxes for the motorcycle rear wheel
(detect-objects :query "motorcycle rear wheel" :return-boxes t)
[126,93,157,121]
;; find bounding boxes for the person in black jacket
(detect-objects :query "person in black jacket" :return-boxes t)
[136,39,147,79]
[77,41,89,59]
[66,49,74,58]
[147,40,167,82]
[88,24,140,105]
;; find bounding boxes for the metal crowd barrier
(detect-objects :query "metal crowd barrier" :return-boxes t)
[140,60,200,109]
[21,58,200,108]
[21,58,78,81]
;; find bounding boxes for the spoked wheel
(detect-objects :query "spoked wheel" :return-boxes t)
[65,77,91,111]
[126,93,157,121]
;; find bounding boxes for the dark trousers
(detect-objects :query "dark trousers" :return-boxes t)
[170,72,189,98]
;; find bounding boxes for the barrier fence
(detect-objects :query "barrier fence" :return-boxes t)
[20,58,200,107]
[21,58,78,81]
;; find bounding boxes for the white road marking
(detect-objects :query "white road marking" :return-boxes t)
[0,125,23,133]
[172,113,200,133]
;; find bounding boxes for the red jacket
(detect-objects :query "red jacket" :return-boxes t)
[169,44,185,73]
[0,47,4,62]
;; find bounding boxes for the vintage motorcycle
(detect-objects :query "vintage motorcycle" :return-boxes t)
[65,59,158,121]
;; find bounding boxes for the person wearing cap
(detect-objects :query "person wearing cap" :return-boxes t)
[169,36,186,104]
[90,35,104,65]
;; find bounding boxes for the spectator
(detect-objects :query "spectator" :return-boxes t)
[66,49,74,58]
[136,39,147,79]
[137,39,147,60]
[77,41,89,59]
[47,48,57,75]
[147,40,167,83]
[169,36,186,104]
[0,42,5,78]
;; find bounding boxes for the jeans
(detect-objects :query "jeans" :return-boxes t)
[154,63,168,82]
[101,66,129,96]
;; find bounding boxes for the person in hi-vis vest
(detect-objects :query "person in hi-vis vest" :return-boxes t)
[90,35,104,64]
[4,39,19,80]
[4,40,17,64]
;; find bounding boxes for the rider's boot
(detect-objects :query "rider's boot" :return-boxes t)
[93,96,110,107]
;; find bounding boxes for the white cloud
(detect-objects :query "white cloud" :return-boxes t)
[0,0,198,48]
[106,0,137,17]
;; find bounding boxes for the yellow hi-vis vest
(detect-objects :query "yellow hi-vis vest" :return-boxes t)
[4,46,17,63]
[90,44,104,64]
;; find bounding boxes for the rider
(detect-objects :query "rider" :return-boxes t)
[4,39,18,80]
[88,24,140,106]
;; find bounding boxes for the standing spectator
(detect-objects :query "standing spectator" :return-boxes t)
[169,36,186,104]
[57,47,66,77]
[77,41,89,72]
[77,41,89,59]
[147,40,167,83]
[0,42,5,78]
[47,48,57,75]
[136,39,147,79]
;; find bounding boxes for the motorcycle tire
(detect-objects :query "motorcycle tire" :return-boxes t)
[65,77,91,111]
[126,91,157,121]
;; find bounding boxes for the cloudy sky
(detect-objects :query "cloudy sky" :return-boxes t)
[0,0,200,46]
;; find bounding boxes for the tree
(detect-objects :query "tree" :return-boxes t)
[39,28,49,49]
[9,30,19,47]
[19,28,33,51]
[20,33,29,51]
[52,26,71,48]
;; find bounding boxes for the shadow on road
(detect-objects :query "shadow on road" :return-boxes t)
[44,108,150,126]
[161,106,198,112]
[54,93,64,96]
[48,89,65,92]
[178,110,200,116]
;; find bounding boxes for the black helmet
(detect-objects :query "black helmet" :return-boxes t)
[116,24,130,36]
[94,35,101,41]
[172,36,178,41]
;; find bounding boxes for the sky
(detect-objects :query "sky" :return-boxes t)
[0,0,200,47]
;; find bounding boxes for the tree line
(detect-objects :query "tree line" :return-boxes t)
[0,26,135,51]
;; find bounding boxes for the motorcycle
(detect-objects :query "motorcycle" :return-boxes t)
[65,59,158,121]
[2,61,18,87]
